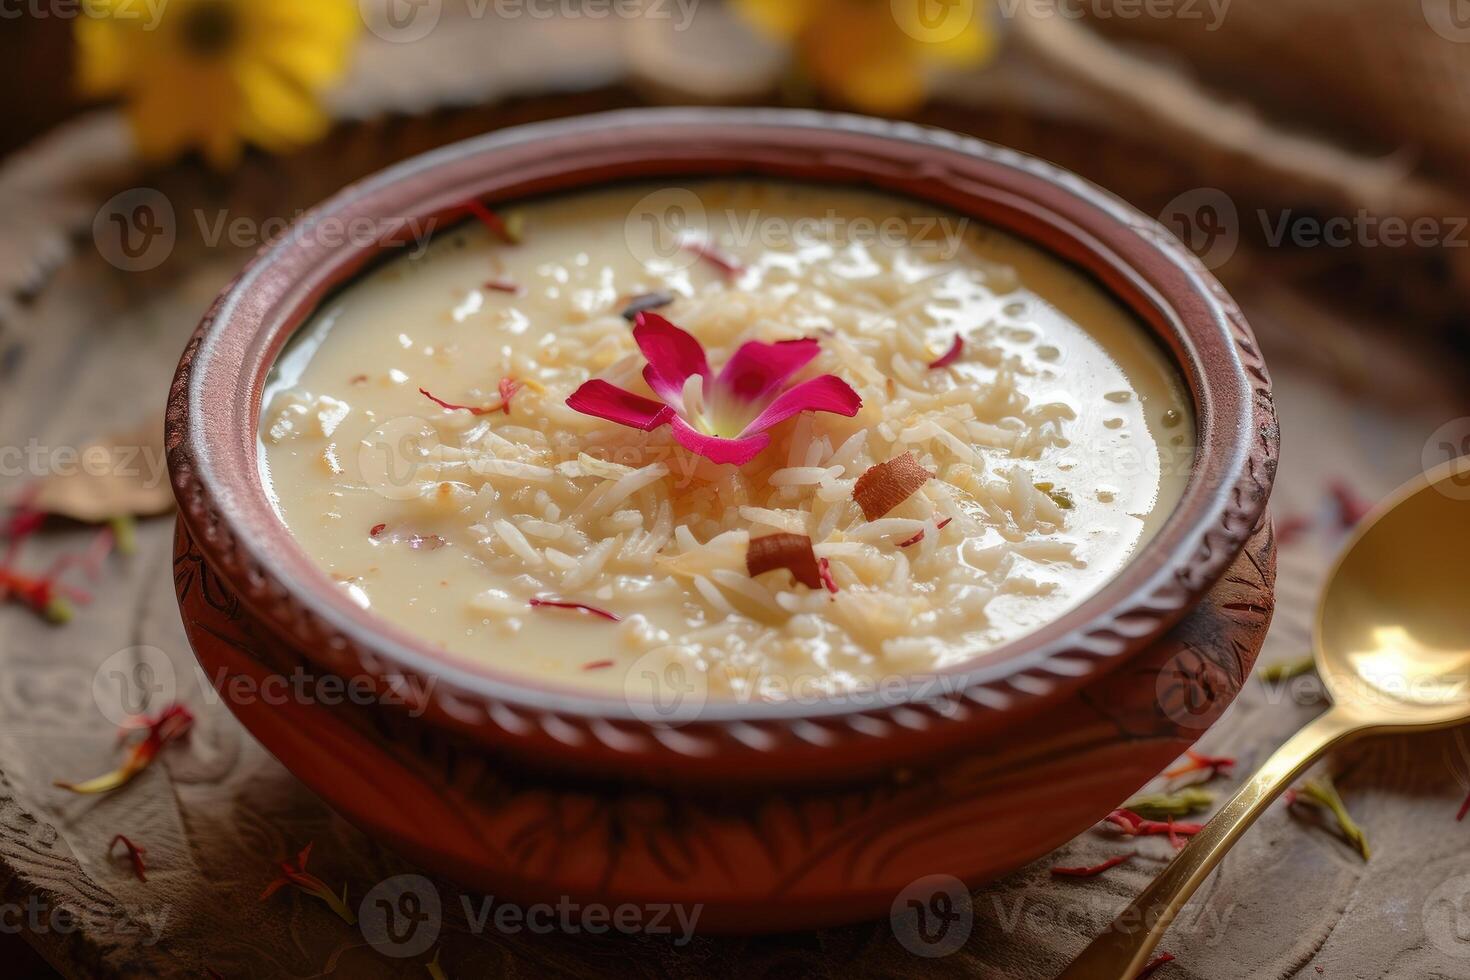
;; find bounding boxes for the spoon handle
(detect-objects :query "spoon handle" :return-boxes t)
[1056,708,1366,979]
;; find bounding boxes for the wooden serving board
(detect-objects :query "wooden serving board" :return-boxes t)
[3,100,1470,979]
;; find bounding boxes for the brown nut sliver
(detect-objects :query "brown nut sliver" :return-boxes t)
[853,451,932,521]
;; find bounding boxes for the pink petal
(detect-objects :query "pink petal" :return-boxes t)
[668,415,769,465]
[740,375,863,437]
[633,312,709,409]
[714,338,820,406]
[566,380,673,432]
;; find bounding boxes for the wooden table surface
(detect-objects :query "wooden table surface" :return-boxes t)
[5,34,1470,980]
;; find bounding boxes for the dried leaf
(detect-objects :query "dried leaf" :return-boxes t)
[1260,656,1316,682]
[1122,787,1214,819]
[1287,775,1370,860]
[25,416,173,523]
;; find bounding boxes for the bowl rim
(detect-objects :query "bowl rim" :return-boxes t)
[167,107,1276,758]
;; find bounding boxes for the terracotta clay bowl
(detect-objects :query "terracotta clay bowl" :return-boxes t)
[166,108,1278,931]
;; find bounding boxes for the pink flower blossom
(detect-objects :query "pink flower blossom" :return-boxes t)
[567,313,862,465]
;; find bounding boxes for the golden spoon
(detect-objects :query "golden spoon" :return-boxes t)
[1059,456,1470,979]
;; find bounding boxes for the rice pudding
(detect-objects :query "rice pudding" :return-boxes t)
[260,182,1193,700]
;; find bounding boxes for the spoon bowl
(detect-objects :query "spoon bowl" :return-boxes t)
[1062,455,1470,978]
[1317,458,1470,724]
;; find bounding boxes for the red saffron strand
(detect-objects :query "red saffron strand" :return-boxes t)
[1329,479,1373,529]
[484,279,522,294]
[582,659,615,671]
[529,598,621,622]
[2,505,45,546]
[1457,788,1470,822]
[1051,854,1132,878]
[55,703,195,794]
[1,497,46,568]
[1104,809,1204,841]
[680,238,743,280]
[463,200,520,244]
[1138,952,1176,979]
[1164,749,1236,781]
[419,387,496,416]
[1274,513,1312,546]
[0,505,91,622]
[497,377,521,416]
[928,333,964,369]
[43,524,117,588]
[109,834,148,882]
[260,842,357,925]
[818,556,839,594]
[897,517,953,548]
[0,564,83,620]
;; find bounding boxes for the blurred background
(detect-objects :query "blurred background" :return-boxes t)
[6,0,1470,395]
[5,2,1470,977]
[8,0,1470,326]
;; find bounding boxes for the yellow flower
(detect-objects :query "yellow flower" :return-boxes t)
[76,0,359,169]
[735,0,998,113]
